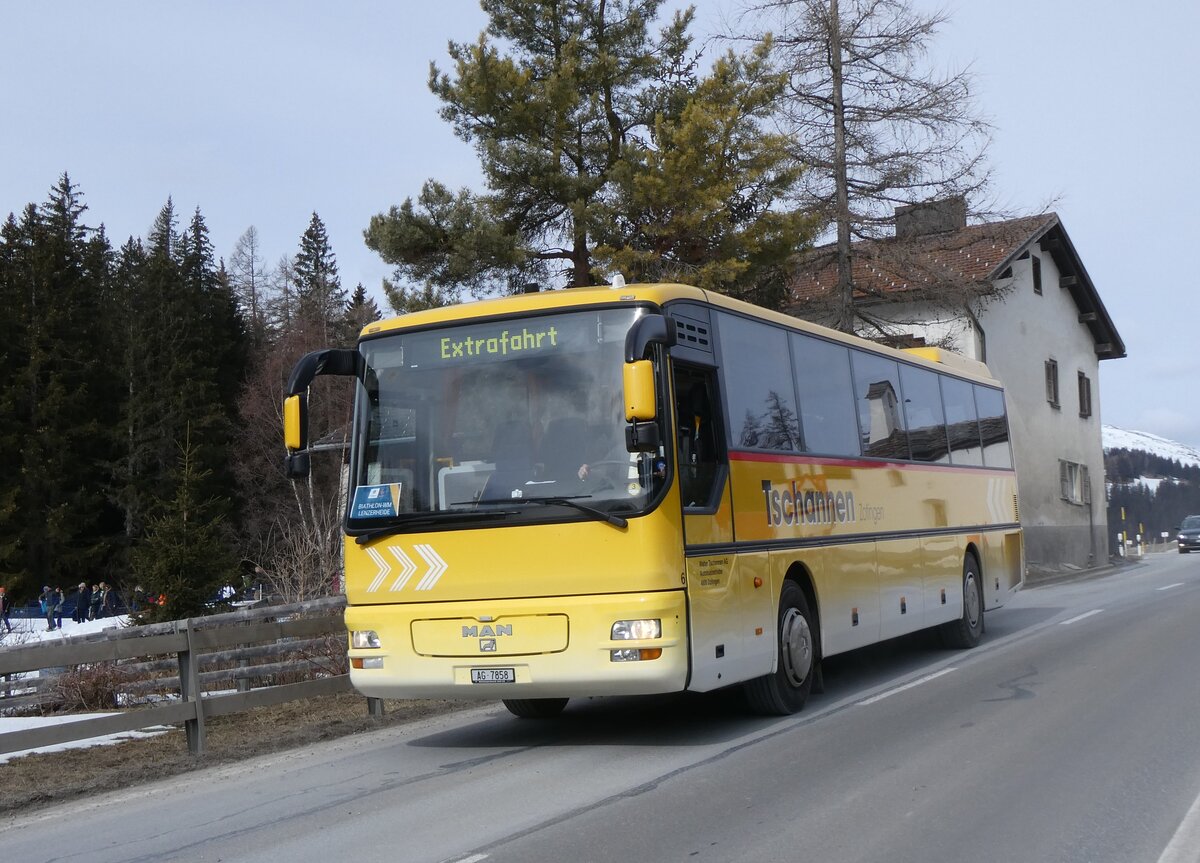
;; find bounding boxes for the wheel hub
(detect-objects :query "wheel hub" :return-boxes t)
[780,608,813,686]
[964,572,980,629]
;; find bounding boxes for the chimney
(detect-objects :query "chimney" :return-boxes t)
[894,197,967,239]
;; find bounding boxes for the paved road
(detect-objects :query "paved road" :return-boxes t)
[4,554,1200,863]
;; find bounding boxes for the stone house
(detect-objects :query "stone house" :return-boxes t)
[789,202,1125,576]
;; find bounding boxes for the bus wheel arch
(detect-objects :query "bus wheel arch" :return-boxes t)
[940,549,984,649]
[745,569,819,715]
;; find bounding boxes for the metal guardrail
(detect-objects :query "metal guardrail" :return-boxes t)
[0,596,372,757]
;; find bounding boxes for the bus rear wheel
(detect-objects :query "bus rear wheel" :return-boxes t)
[503,697,568,719]
[940,553,984,649]
[745,580,815,716]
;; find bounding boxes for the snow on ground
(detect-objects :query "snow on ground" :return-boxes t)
[0,613,171,764]
[1103,425,1200,468]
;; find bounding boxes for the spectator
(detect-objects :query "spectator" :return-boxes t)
[132,584,145,611]
[73,582,90,623]
[98,582,114,618]
[53,587,65,630]
[0,585,11,633]
[88,584,101,620]
[39,585,56,631]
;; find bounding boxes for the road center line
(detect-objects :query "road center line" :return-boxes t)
[1156,583,1185,591]
[446,855,489,863]
[857,668,955,706]
[1157,785,1200,863]
[1060,609,1104,625]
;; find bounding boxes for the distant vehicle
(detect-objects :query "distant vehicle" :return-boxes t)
[1177,516,1200,553]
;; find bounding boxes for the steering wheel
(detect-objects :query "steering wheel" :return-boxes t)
[581,459,635,491]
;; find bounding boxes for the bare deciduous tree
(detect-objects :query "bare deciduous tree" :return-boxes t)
[730,0,993,331]
[229,226,270,336]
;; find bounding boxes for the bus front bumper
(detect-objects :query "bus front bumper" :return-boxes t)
[344,590,688,700]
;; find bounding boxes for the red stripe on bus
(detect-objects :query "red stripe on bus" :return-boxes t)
[728,450,1012,473]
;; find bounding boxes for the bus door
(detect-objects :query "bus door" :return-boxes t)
[673,362,755,690]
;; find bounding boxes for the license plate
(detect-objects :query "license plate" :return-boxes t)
[470,667,515,684]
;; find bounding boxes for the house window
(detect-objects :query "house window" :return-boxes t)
[1032,255,1043,295]
[1045,359,1060,408]
[1078,372,1092,418]
[1059,460,1091,505]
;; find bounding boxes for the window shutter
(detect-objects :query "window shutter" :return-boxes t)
[1059,460,1069,500]
[1082,466,1091,504]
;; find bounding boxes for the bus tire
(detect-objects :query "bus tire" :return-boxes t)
[744,580,815,715]
[503,698,568,719]
[940,553,984,649]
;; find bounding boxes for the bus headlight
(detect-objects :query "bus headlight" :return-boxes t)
[610,619,661,640]
[610,619,662,661]
[351,630,381,649]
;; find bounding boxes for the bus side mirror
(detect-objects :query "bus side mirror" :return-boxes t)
[623,360,657,422]
[625,422,661,453]
[283,394,311,479]
[282,348,361,481]
[285,451,311,479]
[624,360,660,453]
[284,394,306,451]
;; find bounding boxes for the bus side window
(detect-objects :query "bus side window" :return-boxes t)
[674,366,723,508]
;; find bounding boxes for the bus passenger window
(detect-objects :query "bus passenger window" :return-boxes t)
[674,367,722,508]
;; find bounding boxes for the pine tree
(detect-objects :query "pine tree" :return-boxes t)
[292,213,346,343]
[343,283,382,341]
[119,200,181,542]
[364,0,811,307]
[117,202,246,605]
[132,428,236,621]
[0,176,121,595]
[0,213,29,594]
[596,42,816,309]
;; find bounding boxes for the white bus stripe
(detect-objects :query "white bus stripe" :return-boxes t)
[857,668,955,706]
[1060,609,1104,625]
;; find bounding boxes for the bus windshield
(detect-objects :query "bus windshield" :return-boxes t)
[348,306,665,529]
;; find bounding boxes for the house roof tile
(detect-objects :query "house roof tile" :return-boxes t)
[788,213,1125,358]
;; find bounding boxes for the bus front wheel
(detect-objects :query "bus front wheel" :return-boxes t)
[940,554,984,649]
[745,580,815,716]
[503,698,568,719]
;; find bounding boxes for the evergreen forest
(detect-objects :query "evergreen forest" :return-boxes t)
[0,176,381,620]
[1105,447,1200,552]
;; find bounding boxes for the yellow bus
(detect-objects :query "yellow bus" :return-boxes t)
[283,282,1023,717]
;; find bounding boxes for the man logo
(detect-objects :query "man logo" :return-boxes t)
[462,624,513,638]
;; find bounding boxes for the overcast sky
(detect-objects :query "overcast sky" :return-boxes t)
[2,1,1197,448]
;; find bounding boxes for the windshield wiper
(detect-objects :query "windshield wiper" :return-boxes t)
[471,495,627,529]
[352,509,516,545]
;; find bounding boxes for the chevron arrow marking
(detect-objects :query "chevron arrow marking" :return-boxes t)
[414,544,449,591]
[365,547,391,593]
[388,546,418,592]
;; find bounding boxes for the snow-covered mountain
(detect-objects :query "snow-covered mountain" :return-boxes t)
[1102,425,1200,469]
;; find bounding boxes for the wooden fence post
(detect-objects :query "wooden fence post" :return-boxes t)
[177,619,207,755]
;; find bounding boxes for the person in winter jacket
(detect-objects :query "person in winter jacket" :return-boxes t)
[73,583,90,624]
[39,585,56,631]
[0,586,12,633]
